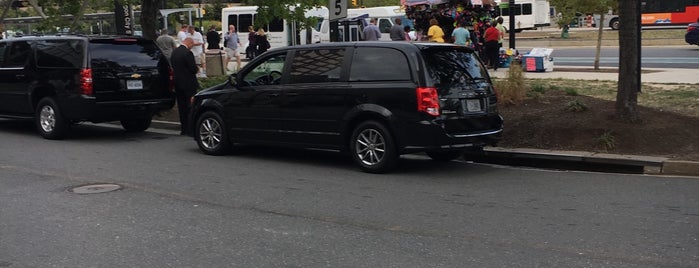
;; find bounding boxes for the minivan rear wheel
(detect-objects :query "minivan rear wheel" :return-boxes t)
[121,117,152,132]
[195,111,231,155]
[350,121,398,173]
[36,97,69,140]
[426,151,463,162]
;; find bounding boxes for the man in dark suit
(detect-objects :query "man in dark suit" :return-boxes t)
[170,37,199,135]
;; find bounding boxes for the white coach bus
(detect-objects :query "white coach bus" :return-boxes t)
[221,6,330,53]
[497,0,551,32]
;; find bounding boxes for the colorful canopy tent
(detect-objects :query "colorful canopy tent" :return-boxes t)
[403,0,448,6]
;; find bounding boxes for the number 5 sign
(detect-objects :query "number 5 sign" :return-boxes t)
[329,0,347,20]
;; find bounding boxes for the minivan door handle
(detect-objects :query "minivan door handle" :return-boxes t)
[286,92,299,97]
[15,74,25,79]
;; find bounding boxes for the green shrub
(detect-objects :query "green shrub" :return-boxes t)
[565,98,588,112]
[495,62,528,105]
[564,87,579,96]
[597,131,616,150]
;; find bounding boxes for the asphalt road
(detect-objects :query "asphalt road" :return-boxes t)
[1,121,698,267]
[515,46,699,69]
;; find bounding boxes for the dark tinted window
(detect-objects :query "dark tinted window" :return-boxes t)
[238,14,254,34]
[289,49,344,84]
[5,41,31,67]
[89,39,162,68]
[35,40,85,68]
[0,43,7,66]
[268,18,284,32]
[350,47,411,82]
[422,48,488,93]
[522,4,532,15]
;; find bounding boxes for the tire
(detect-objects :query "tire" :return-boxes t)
[121,117,152,132]
[35,97,69,140]
[426,151,463,162]
[350,121,398,173]
[195,111,231,155]
[610,19,620,30]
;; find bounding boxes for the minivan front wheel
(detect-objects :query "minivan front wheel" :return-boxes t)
[350,121,398,173]
[36,97,69,140]
[195,111,231,155]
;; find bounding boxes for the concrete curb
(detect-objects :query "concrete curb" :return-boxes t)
[150,120,699,177]
[474,147,699,177]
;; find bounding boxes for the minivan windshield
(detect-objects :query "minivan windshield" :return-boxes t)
[422,48,488,89]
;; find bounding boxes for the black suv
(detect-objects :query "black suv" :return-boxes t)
[188,42,503,173]
[0,35,175,139]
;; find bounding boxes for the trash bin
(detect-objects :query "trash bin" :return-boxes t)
[205,50,226,76]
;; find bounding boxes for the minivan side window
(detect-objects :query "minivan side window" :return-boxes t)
[5,41,31,68]
[0,43,7,66]
[36,40,84,68]
[289,49,345,84]
[241,52,287,86]
[349,47,411,82]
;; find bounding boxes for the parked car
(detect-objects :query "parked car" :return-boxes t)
[0,35,175,139]
[188,42,503,173]
[686,22,699,46]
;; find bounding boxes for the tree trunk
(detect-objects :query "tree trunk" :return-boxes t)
[594,13,605,70]
[140,0,159,40]
[616,0,641,122]
[27,0,47,18]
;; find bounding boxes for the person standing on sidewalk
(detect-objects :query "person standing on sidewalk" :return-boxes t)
[170,37,199,135]
[363,18,381,41]
[496,17,506,48]
[155,29,177,65]
[246,25,258,60]
[189,26,206,77]
[223,24,242,71]
[451,21,470,46]
[206,25,220,50]
[427,18,445,43]
[390,18,404,41]
[484,21,501,70]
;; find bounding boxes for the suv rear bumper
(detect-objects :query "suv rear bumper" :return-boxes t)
[61,96,175,122]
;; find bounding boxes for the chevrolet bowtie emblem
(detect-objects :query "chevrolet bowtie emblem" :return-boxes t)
[131,74,142,79]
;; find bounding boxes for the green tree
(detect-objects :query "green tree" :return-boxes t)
[242,0,324,30]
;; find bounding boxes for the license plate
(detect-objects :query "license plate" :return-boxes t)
[464,99,482,113]
[126,80,143,90]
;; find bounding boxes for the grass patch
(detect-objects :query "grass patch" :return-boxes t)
[527,79,699,117]
[597,130,616,150]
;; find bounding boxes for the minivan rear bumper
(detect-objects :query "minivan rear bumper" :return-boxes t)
[61,96,175,122]
[398,117,503,153]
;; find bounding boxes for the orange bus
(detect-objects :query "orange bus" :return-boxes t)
[607,0,699,30]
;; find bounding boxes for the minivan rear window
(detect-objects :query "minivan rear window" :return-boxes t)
[89,39,162,68]
[422,48,488,86]
[36,40,85,68]
[350,47,411,82]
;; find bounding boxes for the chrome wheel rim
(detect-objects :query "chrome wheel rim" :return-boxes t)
[355,129,385,166]
[39,105,56,132]
[199,118,223,149]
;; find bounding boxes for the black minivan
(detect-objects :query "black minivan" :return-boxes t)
[0,35,175,139]
[188,42,503,173]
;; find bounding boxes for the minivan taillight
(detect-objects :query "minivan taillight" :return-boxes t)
[416,87,440,116]
[80,68,93,96]
[689,26,697,32]
[168,67,175,92]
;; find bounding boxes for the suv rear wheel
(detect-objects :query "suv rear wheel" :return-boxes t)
[350,121,398,173]
[36,97,69,140]
[121,117,152,132]
[195,111,231,155]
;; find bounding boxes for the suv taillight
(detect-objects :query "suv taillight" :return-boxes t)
[168,67,175,92]
[416,87,440,116]
[80,68,93,96]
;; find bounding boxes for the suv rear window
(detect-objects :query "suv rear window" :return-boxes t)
[36,40,85,68]
[422,48,488,87]
[89,39,162,68]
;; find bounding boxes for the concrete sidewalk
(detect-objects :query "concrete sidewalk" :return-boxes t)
[489,66,699,84]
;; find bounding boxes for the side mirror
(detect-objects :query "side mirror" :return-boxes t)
[228,73,237,87]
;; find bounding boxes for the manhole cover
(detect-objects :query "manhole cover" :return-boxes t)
[70,183,122,194]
